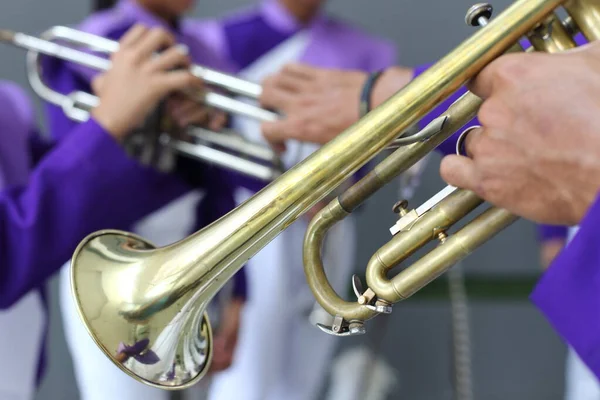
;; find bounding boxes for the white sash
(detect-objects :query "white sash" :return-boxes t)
[0,291,44,400]
[231,31,314,199]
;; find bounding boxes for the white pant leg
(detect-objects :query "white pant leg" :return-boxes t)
[0,291,44,400]
[565,347,600,400]
[267,216,357,400]
[59,263,169,400]
[207,233,289,400]
[58,191,203,400]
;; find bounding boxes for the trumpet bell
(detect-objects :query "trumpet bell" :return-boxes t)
[70,230,213,389]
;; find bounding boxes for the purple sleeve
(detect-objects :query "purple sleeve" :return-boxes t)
[0,118,189,308]
[412,63,478,156]
[183,19,231,65]
[537,224,569,242]
[531,193,600,380]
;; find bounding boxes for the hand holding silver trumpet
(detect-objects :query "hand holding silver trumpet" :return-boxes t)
[0,24,284,182]
[6,0,598,391]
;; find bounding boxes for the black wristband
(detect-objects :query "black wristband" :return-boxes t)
[359,70,384,117]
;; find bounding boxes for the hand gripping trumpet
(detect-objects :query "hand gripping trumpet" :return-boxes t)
[0,26,284,181]
[65,0,599,390]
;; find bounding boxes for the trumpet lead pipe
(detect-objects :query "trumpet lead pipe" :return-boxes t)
[42,26,264,99]
[1,30,111,71]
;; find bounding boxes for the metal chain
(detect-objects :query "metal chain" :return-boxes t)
[447,263,474,400]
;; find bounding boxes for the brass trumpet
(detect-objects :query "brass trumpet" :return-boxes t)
[67,0,599,390]
[0,26,284,182]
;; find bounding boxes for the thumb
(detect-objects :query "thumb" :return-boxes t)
[261,120,291,150]
[439,155,480,192]
[91,74,106,96]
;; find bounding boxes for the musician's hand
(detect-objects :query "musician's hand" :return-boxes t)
[91,24,202,141]
[259,64,413,146]
[440,42,600,226]
[166,95,228,131]
[209,298,243,373]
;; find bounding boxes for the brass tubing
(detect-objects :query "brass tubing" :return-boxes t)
[170,0,560,288]
[527,13,578,51]
[378,208,518,302]
[365,11,574,305]
[303,39,533,321]
[303,92,482,320]
[366,190,483,301]
[339,91,483,212]
[304,199,378,321]
[565,0,600,40]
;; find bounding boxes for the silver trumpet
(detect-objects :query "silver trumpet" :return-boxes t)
[0,26,284,182]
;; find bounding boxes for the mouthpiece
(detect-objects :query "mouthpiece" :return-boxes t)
[0,29,16,43]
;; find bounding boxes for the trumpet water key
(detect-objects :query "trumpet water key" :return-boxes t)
[63,0,600,390]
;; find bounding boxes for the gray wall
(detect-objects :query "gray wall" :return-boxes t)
[0,0,567,399]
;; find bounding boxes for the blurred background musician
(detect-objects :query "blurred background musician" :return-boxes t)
[37,1,248,399]
[0,26,199,399]
[184,1,397,399]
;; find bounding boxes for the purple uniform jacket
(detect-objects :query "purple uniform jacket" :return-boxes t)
[0,81,191,385]
[185,0,397,191]
[531,193,600,380]
[39,0,246,298]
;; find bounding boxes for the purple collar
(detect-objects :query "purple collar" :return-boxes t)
[116,0,180,31]
[259,0,326,33]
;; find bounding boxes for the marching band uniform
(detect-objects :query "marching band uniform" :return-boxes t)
[538,222,600,400]
[186,2,397,399]
[532,195,600,383]
[0,81,187,399]
[40,1,247,399]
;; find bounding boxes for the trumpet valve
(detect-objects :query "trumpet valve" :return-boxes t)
[465,3,493,27]
[392,200,409,216]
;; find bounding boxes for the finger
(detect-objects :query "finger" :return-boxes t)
[281,63,320,80]
[134,27,176,62]
[91,74,106,95]
[468,63,497,99]
[148,45,191,72]
[272,72,311,93]
[178,108,210,128]
[259,85,297,110]
[439,155,480,192]
[462,126,484,159]
[170,98,200,117]
[261,119,300,144]
[208,111,228,131]
[118,24,148,49]
[157,71,202,95]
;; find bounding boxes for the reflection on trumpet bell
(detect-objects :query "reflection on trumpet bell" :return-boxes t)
[70,230,214,389]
